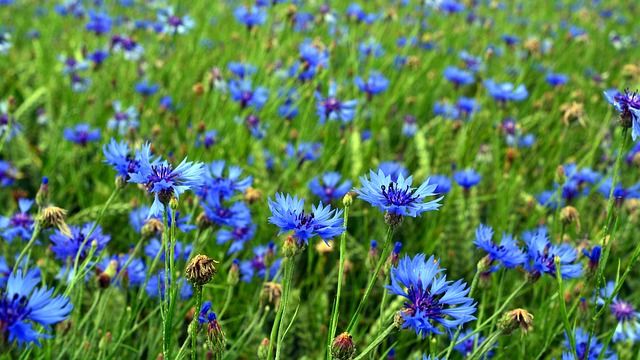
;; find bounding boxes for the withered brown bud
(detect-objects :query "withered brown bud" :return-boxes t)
[185,254,217,286]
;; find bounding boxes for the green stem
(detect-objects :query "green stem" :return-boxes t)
[555,257,575,356]
[327,204,350,357]
[191,285,203,360]
[346,226,394,333]
[267,256,294,360]
[352,323,395,360]
[467,331,500,360]
[13,222,41,273]
[275,258,295,360]
[444,268,481,358]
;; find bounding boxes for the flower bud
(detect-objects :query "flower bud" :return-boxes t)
[282,234,305,258]
[169,197,179,210]
[342,192,354,207]
[205,313,225,354]
[257,338,270,360]
[331,332,356,360]
[185,254,217,286]
[36,177,49,207]
[244,187,262,204]
[260,282,282,311]
[227,259,240,286]
[98,259,119,289]
[366,240,379,271]
[560,206,580,232]
[142,218,164,239]
[497,309,534,335]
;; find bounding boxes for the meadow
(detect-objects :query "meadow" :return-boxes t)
[0,0,639,359]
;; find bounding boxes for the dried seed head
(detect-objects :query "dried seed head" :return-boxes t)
[39,206,71,236]
[185,254,217,286]
[260,282,283,311]
[244,187,262,204]
[560,206,581,231]
[498,308,534,335]
[142,218,164,239]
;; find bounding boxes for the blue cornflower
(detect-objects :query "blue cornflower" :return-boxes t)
[144,238,192,263]
[202,198,251,228]
[355,170,443,218]
[85,10,112,35]
[454,169,482,189]
[484,80,528,102]
[358,38,384,59]
[474,224,526,269]
[229,79,269,110]
[240,243,281,282]
[63,124,100,146]
[546,72,568,87]
[128,150,204,217]
[217,219,256,254]
[156,7,194,35]
[501,34,519,46]
[522,226,582,280]
[285,142,322,165]
[197,160,252,201]
[315,82,357,124]
[0,198,35,242]
[598,178,640,203]
[582,245,601,272]
[1,100,21,142]
[88,49,109,66]
[146,270,192,300]
[454,329,494,358]
[444,66,475,87]
[196,130,218,149]
[378,161,408,182]
[536,189,562,210]
[268,193,344,245]
[434,101,461,120]
[562,328,616,360]
[278,89,299,120]
[103,139,152,180]
[604,89,640,140]
[355,72,389,99]
[309,172,352,204]
[456,97,479,119]
[96,254,146,287]
[459,51,483,72]
[228,62,256,79]
[50,223,111,261]
[402,115,418,137]
[0,268,73,346]
[108,101,139,134]
[290,40,329,81]
[111,35,144,61]
[598,282,640,343]
[387,254,476,337]
[429,175,452,194]
[134,80,159,96]
[234,5,267,29]
[160,96,174,111]
[0,160,16,187]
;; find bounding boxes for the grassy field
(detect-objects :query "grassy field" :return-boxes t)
[1,0,639,359]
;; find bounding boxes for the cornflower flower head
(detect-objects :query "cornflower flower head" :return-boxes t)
[474,224,526,269]
[146,270,192,300]
[355,72,389,99]
[0,198,35,242]
[285,142,322,165]
[457,97,480,119]
[604,88,640,140]
[0,268,73,346]
[402,115,418,137]
[228,62,256,79]
[111,35,144,61]
[129,206,195,234]
[484,79,528,103]
[459,50,483,72]
[197,160,252,201]
[387,254,476,337]
[217,219,256,254]
[429,175,452,194]
[444,66,475,87]
[103,139,152,181]
[268,193,344,246]
[434,101,461,120]
[195,130,218,149]
[234,5,267,29]
[202,197,251,228]
[598,282,640,343]
[156,7,194,35]
[315,82,357,123]
[546,72,568,87]
[85,10,112,35]
[453,169,482,190]
[107,101,139,134]
[309,172,352,204]
[522,226,582,280]
[561,328,617,360]
[290,40,329,81]
[358,37,384,59]
[134,79,159,96]
[229,79,269,109]
[582,245,601,272]
[240,243,281,282]
[49,223,111,261]
[63,123,100,146]
[598,178,640,204]
[355,170,443,222]
[378,161,408,182]
[128,149,204,217]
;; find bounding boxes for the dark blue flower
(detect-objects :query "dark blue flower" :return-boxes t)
[108,101,139,134]
[454,169,482,189]
[597,281,640,343]
[355,72,389,99]
[50,223,111,261]
[128,150,204,217]
[228,62,256,79]
[134,80,159,96]
[202,198,251,228]
[546,72,568,87]
[454,329,494,358]
[604,89,640,140]
[484,80,528,102]
[229,79,269,109]
[315,82,357,123]
[285,142,322,165]
[63,124,100,146]
[355,170,443,217]
[0,268,73,346]
[112,35,144,61]
[562,328,616,360]
[309,172,352,204]
[474,224,526,269]
[103,139,151,180]
[85,10,112,35]
[156,7,194,35]
[429,175,452,194]
[444,66,474,87]
[290,40,329,81]
[197,160,252,201]
[234,5,267,29]
[378,161,408,182]
[522,226,582,280]
[0,199,35,242]
[268,193,344,245]
[387,254,476,337]
[240,243,281,282]
[0,160,17,187]
[434,101,461,120]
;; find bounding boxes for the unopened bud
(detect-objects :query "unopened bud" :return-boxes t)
[331,332,356,360]
[205,313,225,354]
[257,338,270,360]
[185,254,217,286]
[342,192,354,207]
[115,176,127,189]
[98,259,119,289]
[227,259,240,286]
[35,177,49,207]
[282,234,304,258]
[498,309,534,335]
[142,218,164,239]
[169,197,179,210]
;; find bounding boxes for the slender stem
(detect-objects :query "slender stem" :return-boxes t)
[346,226,394,333]
[191,285,203,360]
[275,258,295,360]
[555,257,575,356]
[352,323,395,360]
[218,285,234,319]
[162,209,171,360]
[267,256,294,360]
[467,331,500,360]
[327,204,350,357]
[13,222,41,273]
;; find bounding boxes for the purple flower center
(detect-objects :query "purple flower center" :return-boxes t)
[0,292,30,329]
[10,212,33,228]
[611,300,636,322]
[406,284,443,319]
[323,98,341,115]
[167,16,183,27]
[381,182,418,206]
